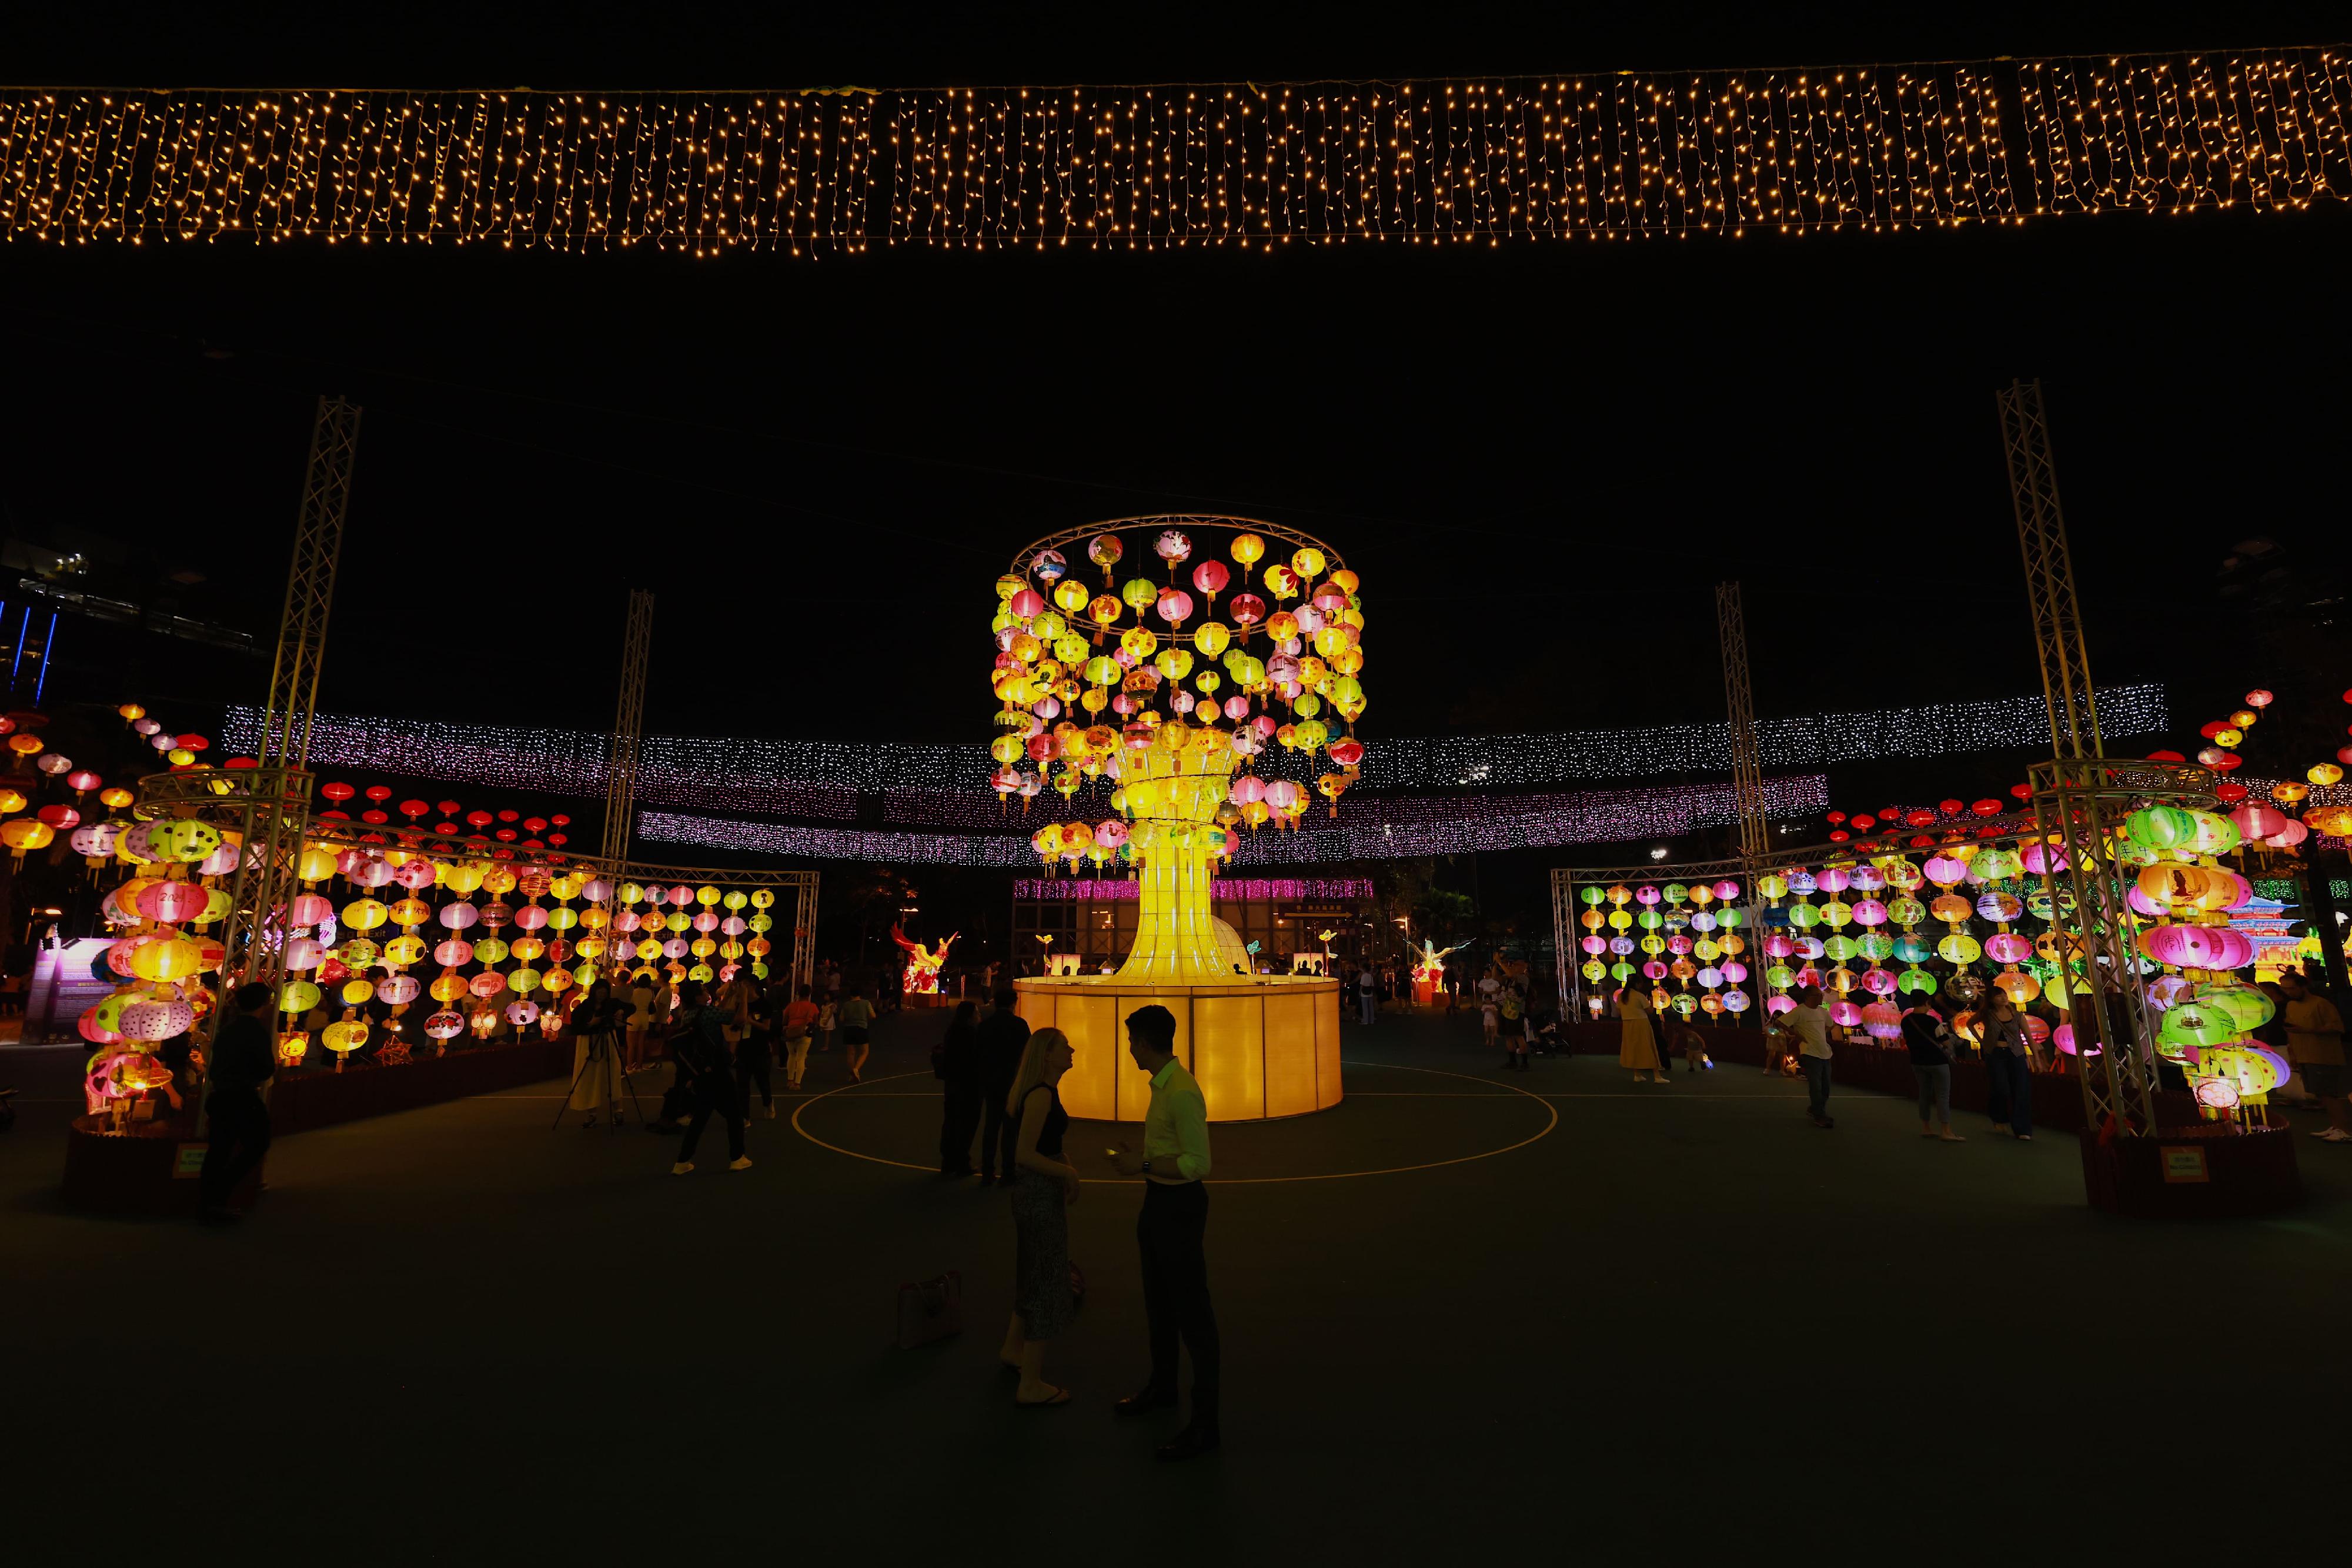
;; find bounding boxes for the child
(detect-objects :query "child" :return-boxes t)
[815,994,838,1056]
[1675,1018,1713,1074]
[1481,994,1501,1058]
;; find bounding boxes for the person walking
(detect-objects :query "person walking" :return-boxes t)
[937,999,983,1176]
[779,982,819,1092]
[735,974,778,1120]
[669,979,751,1175]
[566,978,628,1130]
[1781,985,1834,1128]
[1356,965,1377,1026]
[198,982,277,1224]
[2280,970,2350,1142]
[813,991,837,1059]
[1000,1027,1080,1406]
[1105,1004,1218,1461]
[975,989,1031,1185]
[1902,998,1964,1142]
[1979,995,2034,1140]
[837,987,875,1082]
[1618,985,1668,1085]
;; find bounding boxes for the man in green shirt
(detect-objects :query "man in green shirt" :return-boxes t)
[1105,1004,1219,1460]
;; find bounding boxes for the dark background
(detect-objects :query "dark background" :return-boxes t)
[3,6,2347,962]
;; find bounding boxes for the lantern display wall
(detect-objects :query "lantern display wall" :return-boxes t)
[86,788,810,1082]
[1561,862,1757,1026]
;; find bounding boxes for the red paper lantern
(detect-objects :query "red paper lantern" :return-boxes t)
[1970,799,2002,817]
[399,800,429,819]
[2148,750,2185,763]
[2009,783,2032,800]
[1938,798,1963,815]
[2214,782,2250,804]
[321,782,356,803]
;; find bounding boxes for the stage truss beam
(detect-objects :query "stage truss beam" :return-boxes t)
[601,590,654,878]
[1999,378,2102,761]
[1715,581,1769,867]
[217,395,359,1005]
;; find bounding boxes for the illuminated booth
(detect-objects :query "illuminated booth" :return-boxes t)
[1000,517,1361,1121]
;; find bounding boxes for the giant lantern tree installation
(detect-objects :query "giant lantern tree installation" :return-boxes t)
[1001,517,1357,1120]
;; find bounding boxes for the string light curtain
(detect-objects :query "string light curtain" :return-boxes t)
[4,52,2344,250]
[639,771,1829,864]
[222,683,2165,805]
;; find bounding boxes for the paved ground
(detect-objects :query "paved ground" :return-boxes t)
[9,1008,2348,1562]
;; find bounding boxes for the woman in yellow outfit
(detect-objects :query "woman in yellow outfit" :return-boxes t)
[1619,985,1669,1084]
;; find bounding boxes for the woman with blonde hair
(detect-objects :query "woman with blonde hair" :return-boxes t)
[1619,984,1669,1085]
[998,1025,1080,1406]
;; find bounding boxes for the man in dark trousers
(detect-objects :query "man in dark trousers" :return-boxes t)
[199,982,278,1225]
[1105,1004,1219,1460]
[936,1001,983,1176]
[974,989,1030,1186]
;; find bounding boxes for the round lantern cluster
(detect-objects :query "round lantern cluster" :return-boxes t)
[994,522,1368,871]
[2116,803,2284,1117]
[311,781,575,850]
[607,881,777,986]
[77,813,239,1119]
[1822,790,2034,851]
[1746,843,2072,1044]
[1576,879,1750,1020]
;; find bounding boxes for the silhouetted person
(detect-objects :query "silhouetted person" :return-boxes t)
[199,983,277,1224]
[670,979,751,1175]
[974,989,1031,1185]
[937,999,982,1176]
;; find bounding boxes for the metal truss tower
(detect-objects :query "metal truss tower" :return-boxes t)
[216,396,359,1001]
[2000,379,2156,1135]
[1715,581,1769,867]
[600,590,654,881]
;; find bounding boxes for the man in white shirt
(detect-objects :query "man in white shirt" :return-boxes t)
[1357,967,1377,1025]
[1778,985,1836,1129]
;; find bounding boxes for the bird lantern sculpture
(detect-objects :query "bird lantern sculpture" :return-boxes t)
[1001,520,1367,982]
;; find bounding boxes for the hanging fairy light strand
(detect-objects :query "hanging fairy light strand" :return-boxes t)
[226,683,2167,805]
[2,52,2342,252]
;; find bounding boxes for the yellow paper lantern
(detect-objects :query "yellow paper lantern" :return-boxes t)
[129,932,203,982]
[340,978,376,1005]
[322,1021,370,1054]
[1,819,54,856]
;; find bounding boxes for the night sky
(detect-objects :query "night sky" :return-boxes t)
[5,6,2347,764]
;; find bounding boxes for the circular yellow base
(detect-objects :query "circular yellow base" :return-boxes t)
[1013,975,1342,1122]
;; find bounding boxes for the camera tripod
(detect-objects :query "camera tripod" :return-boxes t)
[551,1030,648,1132]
